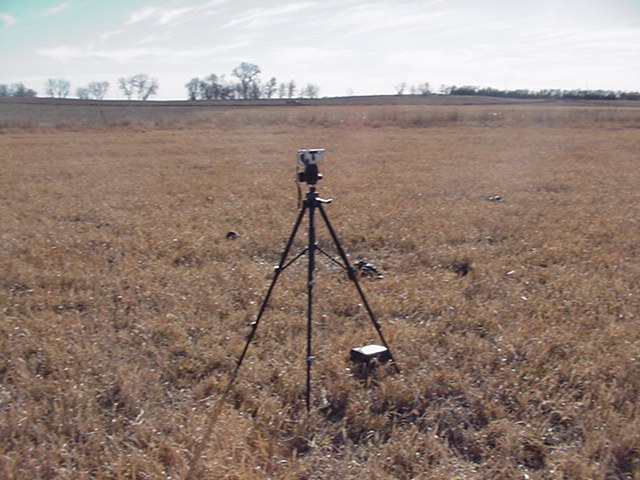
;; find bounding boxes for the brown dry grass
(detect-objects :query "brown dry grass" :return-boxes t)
[1,104,639,479]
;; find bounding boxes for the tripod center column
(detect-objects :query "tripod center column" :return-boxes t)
[305,187,319,411]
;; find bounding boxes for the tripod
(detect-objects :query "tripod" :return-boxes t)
[232,165,399,411]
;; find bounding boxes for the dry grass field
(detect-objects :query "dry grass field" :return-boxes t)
[1,102,639,479]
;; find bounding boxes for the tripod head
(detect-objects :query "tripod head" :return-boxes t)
[297,149,325,185]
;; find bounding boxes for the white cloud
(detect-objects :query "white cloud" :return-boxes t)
[222,2,317,29]
[37,42,249,64]
[99,29,124,44]
[272,46,353,65]
[124,5,196,27]
[37,45,82,61]
[0,13,17,27]
[136,32,172,46]
[124,6,157,26]
[157,7,195,26]
[42,2,70,17]
[326,2,456,37]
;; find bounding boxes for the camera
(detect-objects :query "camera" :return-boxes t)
[297,149,325,184]
[297,149,325,167]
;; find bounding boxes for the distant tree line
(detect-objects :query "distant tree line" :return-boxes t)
[395,82,432,95]
[1,64,319,101]
[393,82,640,101]
[0,83,38,97]
[3,69,639,102]
[0,74,158,100]
[185,62,320,100]
[441,85,640,101]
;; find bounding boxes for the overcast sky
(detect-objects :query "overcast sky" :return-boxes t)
[1,0,639,99]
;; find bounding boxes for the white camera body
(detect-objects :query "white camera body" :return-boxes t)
[297,149,325,167]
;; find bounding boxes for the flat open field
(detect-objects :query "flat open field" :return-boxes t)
[1,103,639,479]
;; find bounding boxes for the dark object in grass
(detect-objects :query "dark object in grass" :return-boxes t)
[451,260,473,276]
[354,260,384,279]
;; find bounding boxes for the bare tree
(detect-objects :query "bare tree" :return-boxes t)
[395,82,407,95]
[118,78,134,100]
[248,80,262,99]
[10,83,37,97]
[202,74,220,99]
[137,75,158,100]
[439,84,453,95]
[78,81,110,100]
[287,80,296,99]
[300,83,320,99]
[45,78,71,98]
[217,77,235,99]
[119,74,158,100]
[76,87,90,99]
[264,77,277,99]
[417,82,431,95]
[278,82,287,99]
[88,81,109,100]
[197,74,217,100]
[232,62,260,99]
[185,78,199,100]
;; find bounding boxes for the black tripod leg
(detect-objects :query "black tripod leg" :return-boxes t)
[232,203,308,380]
[317,203,400,373]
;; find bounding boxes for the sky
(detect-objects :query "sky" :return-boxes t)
[1,0,639,100]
